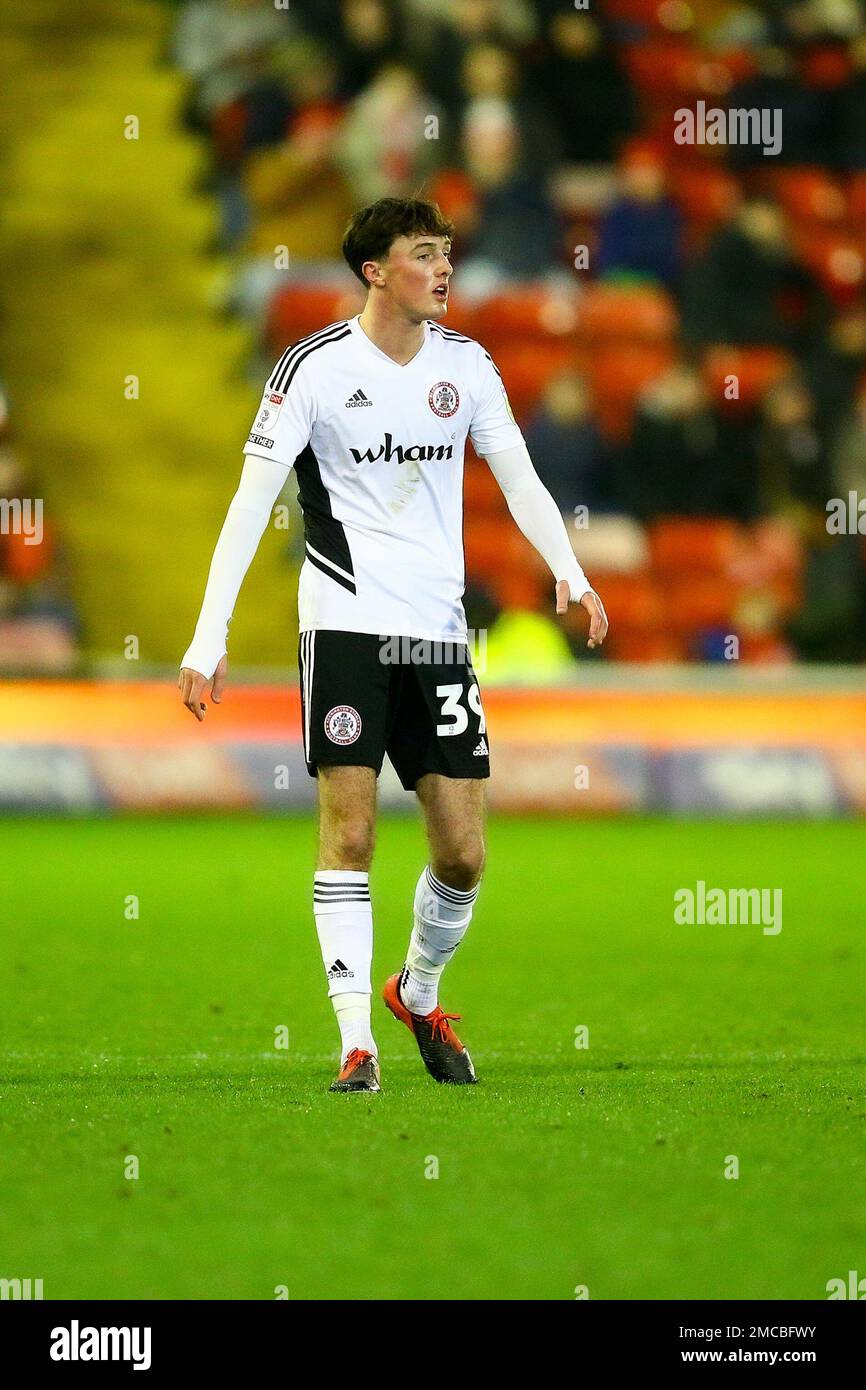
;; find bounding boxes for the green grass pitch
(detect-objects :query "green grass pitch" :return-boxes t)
[0,814,863,1301]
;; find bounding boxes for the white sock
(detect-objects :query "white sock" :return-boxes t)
[400,865,480,1016]
[313,871,376,1062]
[332,993,375,1062]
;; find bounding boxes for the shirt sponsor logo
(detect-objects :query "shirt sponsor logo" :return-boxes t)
[248,433,275,448]
[349,432,454,466]
[428,381,459,418]
[324,705,362,745]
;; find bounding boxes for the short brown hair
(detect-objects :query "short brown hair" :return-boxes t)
[342,198,454,287]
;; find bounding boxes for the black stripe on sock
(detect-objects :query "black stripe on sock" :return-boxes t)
[425,866,478,903]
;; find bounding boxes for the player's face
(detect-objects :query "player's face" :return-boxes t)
[376,234,453,321]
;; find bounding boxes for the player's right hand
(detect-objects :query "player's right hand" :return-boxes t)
[178,654,227,722]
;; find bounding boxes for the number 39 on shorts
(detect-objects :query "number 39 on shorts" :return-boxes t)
[435,682,486,737]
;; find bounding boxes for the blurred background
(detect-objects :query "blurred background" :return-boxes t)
[2,0,866,815]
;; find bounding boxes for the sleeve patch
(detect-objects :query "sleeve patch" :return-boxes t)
[252,391,285,436]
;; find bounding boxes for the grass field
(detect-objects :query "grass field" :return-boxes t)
[0,814,863,1301]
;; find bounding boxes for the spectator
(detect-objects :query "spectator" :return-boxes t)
[242,108,354,278]
[173,0,291,131]
[833,34,866,169]
[422,0,537,113]
[725,45,830,167]
[0,431,79,672]
[529,10,634,166]
[806,307,866,433]
[595,146,683,289]
[457,43,558,171]
[752,375,830,512]
[523,372,611,515]
[457,98,561,289]
[827,377,866,498]
[786,524,866,660]
[331,0,405,101]
[337,64,443,203]
[226,45,353,318]
[681,198,828,350]
[619,364,758,521]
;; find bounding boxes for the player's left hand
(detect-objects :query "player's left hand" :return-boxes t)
[555,580,608,649]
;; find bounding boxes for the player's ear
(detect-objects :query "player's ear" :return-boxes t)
[362,259,384,288]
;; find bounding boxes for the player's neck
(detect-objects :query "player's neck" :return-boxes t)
[357,298,426,367]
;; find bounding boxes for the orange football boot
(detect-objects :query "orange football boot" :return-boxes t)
[383,972,477,1084]
[328,1048,381,1093]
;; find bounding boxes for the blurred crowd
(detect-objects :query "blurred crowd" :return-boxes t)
[0,383,79,673]
[167,0,866,664]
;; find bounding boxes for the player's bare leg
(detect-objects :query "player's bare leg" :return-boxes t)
[415,773,486,891]
[383,775,485,1084]
[315,766,381,1092]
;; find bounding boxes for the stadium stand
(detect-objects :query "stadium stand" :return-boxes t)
[163,0,866,665]
[5,0,866,669]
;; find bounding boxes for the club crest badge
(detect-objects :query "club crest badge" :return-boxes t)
[324,705,362,745]
[428,381,459,418]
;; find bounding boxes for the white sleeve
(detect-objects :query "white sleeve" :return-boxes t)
[483,441,592,601]
[180,453,291,679]
[243,353,316,468]
[468,345,524,457]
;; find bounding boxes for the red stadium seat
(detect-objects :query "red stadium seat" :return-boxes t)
[485,341,583,420]
[846,173,866,224]
[713,47,758,85]
[622,40,702,97]
[211,98,249,165]
[602,0,663,22]
[438,296,479,341]
[648,518,742,574]
[265,285,365,357]
[463,456,506,515]
[739,632,794,664]
[767,574,804,616]
[702,346,794,409]
[585,571,666,633]
[728,517,804,589]
[494,567,547,611]
[667,572,738,633]
[464,517,549,612]
[425,168,478,230]
[463,515,513,583]
[772,168,846,226]
[801,45,851,90]
[607,631,688,662]
[671,165,741,229]
[473,288,581,345]
[794,228,866,305]
[585,342,675,439]
[578,285,678,342]
[2,522,54,581]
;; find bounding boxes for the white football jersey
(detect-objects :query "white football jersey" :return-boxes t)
[242,314,523,641]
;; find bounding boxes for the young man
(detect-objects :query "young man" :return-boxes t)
[179,198,607,1094]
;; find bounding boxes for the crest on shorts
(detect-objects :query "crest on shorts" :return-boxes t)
[324,705,362,745]
[428,381,459,418]
[253,391,284,435]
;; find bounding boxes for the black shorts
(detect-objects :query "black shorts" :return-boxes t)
[298,630,490,791]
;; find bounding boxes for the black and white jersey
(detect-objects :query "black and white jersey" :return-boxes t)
[243,315,523,641]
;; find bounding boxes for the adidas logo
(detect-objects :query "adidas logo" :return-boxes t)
[473,737,488,756]
[327,958,354,979]
[345,388,373,408]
